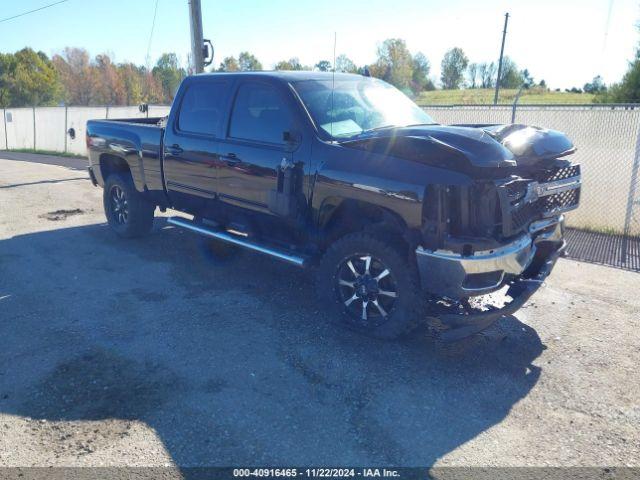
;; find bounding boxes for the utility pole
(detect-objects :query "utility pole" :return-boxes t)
[188,0,204,73]
[493,12,509,105]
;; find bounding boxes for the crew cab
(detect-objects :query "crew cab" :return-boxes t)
[86,71,581,341]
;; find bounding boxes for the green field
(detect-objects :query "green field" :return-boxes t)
[416,87,595,106]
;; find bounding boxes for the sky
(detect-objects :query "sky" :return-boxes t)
[0,0,637,89]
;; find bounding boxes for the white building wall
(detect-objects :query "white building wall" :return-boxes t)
[4,108,35,150]
[66,107,108,156]
[34,107,66,152]
[148,105,171,118]
[107,106,147,119]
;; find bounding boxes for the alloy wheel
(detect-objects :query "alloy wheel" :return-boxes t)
[336,254,399,326]
[110,185,129,225]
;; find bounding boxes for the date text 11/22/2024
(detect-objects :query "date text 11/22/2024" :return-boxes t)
[233,468,402,477]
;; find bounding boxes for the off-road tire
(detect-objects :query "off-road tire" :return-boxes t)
[103,173,155,238]
[316,232,425,339]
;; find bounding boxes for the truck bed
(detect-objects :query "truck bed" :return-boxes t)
[99,117,167,127]
[86,118,166,200]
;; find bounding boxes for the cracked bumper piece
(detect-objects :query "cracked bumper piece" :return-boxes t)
[415,217,564,299]
[416,234,536,299]
[435,239,566,341]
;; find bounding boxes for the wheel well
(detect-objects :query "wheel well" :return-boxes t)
[100,154,131,182]
[319,199,414,255]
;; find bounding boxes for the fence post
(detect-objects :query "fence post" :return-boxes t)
[106,105,110,119]
[511,85,525,123]
[622,126,640,263]
[64,106,68,154]
[32,106,36,150]
[3,108,7,150]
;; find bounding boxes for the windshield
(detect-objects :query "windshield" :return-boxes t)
[292,77,435,139]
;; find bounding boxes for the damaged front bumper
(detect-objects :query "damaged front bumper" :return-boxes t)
[416,216,564,299]
[416,216,566,341]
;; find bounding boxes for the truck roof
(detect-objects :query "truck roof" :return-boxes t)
[196,70,364,83]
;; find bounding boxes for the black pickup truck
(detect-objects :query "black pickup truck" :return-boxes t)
[86,71,581,341]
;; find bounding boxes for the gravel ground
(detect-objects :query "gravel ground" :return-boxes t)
[0,156,638,469]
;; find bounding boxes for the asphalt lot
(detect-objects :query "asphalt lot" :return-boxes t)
[0,154,638,469]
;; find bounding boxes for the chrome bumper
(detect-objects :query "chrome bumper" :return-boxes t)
[416,216,564,299]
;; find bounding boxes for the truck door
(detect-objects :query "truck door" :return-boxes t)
[163,78,232,213]
[216,80,300,216]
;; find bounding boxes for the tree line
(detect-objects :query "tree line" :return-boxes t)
[0,47,187,108]
[594,38,640,102]
[0,39,625,108]
[217,40,538,93]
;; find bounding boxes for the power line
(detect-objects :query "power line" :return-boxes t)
[146,0,160,67]
[493,12,509,105]
[601,0,614,73]
[0,0,68,24]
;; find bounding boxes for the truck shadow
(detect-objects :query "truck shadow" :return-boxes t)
[0,219,544,469]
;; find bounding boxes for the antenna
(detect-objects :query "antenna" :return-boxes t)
[331,32,337,139]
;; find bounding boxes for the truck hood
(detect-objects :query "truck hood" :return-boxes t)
[340,124,575,173]
[481,124,576,166]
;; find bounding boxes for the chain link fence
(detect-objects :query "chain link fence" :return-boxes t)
[424,104,640,271]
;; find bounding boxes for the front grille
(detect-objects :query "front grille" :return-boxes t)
[504,179,528,203]
[543,188,580,213]
[510,189,580,232]
[511,201,541,231]
[542,164,581,182]
[499,163,581,236]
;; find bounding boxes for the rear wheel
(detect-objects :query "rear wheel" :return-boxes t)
[103,173,155,238]
[317,232,424,339]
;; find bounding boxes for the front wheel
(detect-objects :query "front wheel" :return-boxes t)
[103,173,155,238]
[316,232,425,339]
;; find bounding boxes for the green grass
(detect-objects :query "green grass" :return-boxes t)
[4,148,86,159]
[416,87,595,106]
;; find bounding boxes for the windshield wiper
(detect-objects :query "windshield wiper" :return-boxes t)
[334,125,397,143]
[361,125,397,134]
[341,125,396,140]
[355,123,435,137]
[337,124,433,143]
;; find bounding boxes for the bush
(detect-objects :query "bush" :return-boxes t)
[596,60,640,103]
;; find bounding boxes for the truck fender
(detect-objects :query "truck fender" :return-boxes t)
[97,130,147,192]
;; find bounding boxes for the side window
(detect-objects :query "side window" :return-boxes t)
[177,81,229,136]
[229,83,292,144]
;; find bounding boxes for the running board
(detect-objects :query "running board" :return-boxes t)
[167,216,308,268]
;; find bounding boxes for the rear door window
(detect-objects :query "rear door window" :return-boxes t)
[228,82,293,145]
[177,81,230,136]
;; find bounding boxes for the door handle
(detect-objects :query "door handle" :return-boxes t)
[166,144,183,155]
